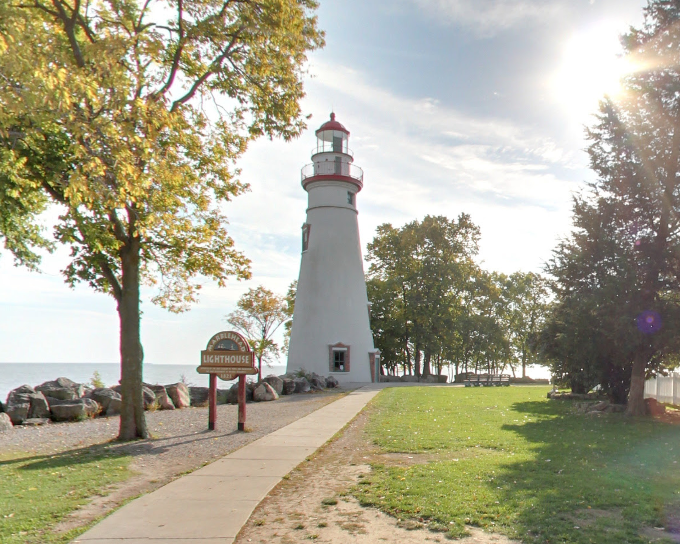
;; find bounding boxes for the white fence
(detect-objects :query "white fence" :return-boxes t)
[644,373,680,405]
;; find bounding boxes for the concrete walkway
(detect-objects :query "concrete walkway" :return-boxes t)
[73,386,381,544]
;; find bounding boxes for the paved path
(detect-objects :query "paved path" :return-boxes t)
[73,386,381,544]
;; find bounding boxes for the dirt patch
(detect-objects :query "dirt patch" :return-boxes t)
[234,410,520,544]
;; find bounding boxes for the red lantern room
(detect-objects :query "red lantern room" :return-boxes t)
[301,113,363,191]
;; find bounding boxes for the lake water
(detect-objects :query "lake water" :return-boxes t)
[0,362,288,404]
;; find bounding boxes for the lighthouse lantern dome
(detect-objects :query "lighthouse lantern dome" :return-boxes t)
[314,113,350,155]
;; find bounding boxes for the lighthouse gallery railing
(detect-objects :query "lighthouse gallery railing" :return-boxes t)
[301,162,364,183]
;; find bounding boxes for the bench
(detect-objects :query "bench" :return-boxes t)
[460,373,510,387]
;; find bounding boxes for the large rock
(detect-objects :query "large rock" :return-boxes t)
[35,377,84,400]
[253,382,279,402]
[262,375,284,395]
[309,374,326,390]
[27,392,50,419]
[7,384,35,405]
[325,376,339,388]
[165,383,190,408]
[281,378,296,395]
[0,412,12,432]
[89,388,122,414]
[645,397,666,416]
[216,389,229,405]
[189,386,210,407]
[6,385,42,424]
[146,385,175,410]
[294,377,311,393]
[226,382,256,404]
[142,386,157,410]
[50,398,99,422]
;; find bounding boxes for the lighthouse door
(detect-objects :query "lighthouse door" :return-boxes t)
[334,156,342,175]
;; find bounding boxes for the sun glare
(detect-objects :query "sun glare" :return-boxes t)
[552,23,635,117]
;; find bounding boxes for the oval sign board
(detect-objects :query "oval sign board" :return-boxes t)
[198,330,257,379]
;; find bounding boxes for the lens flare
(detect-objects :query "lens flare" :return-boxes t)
[636,310,662,334]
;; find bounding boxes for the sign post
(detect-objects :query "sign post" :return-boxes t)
[197,331,257,431]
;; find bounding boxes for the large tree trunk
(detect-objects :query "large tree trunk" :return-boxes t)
[626,351,649,416]
[257,355,263,382]
[118,238,149,440]
[422,352,431,377]
[414,346,421,378]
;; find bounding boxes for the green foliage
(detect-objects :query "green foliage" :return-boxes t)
[541,0,680,409]
[90,371,105,389]
[366,214,481,377]
[283,280,297,353]
[366,215,550,379]
[359,387,680,543]
[0,446,131,543]
[0,0,323,438]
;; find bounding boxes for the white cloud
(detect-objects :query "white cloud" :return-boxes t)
[408,0,564,36]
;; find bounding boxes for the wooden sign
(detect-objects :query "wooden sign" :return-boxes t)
[197,330,255,431]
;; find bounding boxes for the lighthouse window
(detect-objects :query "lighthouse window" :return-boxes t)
[333,351,345,371]
[347,191,355,206]
[329,343,350,372]
[301,223,310,252]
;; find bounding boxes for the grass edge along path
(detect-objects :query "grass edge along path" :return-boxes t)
[0,444,132,544]
[356,386,680,544]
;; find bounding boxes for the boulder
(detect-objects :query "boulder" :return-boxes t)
[226,382,256,404]
[111,384,122,394]
[281,378,296,395]
[309,374,326,390]
[294,377,311,393]
[6,402,30,425]
[0,412,13,432]
[165,383,190,408]
[437,375,448,383]
[645,397,666,416]
[35,377,84,400]
[50,398,99,422]
[7,384,35,405]
[142,386,157,409]
[89,388,122,413]
[146,385,175,410]
[27,392,50,419]
[591,401,610,412]
[216,389,229,405]
[263,375,284,395]
[325,376,339,388]
[189,386,210,407]
[253,382,279,402]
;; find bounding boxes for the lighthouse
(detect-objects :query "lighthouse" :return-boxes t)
[286,113,380,383]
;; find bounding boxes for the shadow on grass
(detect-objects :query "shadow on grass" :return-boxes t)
[489,399,680,543]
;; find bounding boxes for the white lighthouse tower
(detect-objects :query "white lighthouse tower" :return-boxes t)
[286,113,379,383]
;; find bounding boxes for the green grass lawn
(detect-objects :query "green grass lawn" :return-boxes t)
[0,444,132,543]
[357,386,680,543]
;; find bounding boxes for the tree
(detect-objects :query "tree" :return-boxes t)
[542,0,680,414]
[0,136,53,269]
[503,272,550,378]
[282,280,296,353]
[227,286,288,381]
[0,0,324,438]
[366,214,481,379]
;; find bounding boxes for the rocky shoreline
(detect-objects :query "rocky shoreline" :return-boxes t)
[0,371,339,433]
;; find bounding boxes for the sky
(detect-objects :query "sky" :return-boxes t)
[0,0,650,372]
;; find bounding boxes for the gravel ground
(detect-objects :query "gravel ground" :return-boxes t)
[2,390,347,466]
[1,389,349,534]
